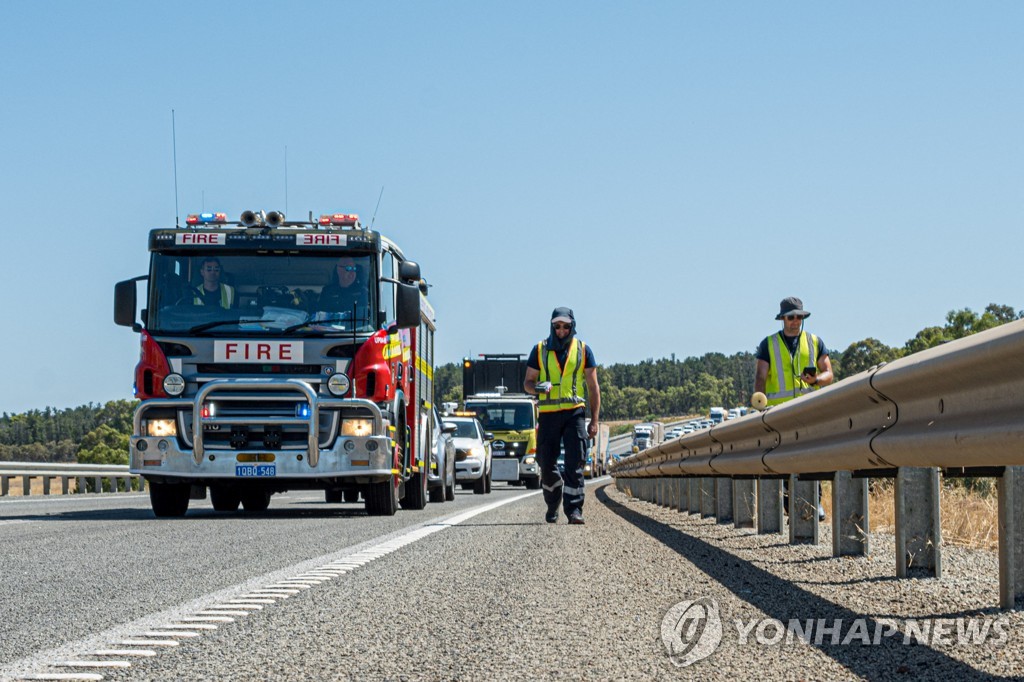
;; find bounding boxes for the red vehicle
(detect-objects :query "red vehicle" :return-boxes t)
[114,210,445,517]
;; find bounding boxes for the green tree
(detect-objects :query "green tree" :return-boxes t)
[904,326,949,354]
[77,424,129,465]
[837,338,902,379]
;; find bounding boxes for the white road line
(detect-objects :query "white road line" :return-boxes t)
[91,650,156,657]
[54,661,131,668]
[17,673,105,681]
[0,494,150,506]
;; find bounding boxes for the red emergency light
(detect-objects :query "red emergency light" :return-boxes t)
[318,213,360,227]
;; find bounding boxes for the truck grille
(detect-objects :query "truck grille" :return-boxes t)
[178,396,340,450]
[491,440,526,457]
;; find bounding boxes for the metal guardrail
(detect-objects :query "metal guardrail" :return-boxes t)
[0,462,143,497]
[609,319,1024,610]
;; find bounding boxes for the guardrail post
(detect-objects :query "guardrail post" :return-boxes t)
[895,467,941,578]
[42,476,51,495]
[700,478,715,518]
[1,475,8,496]
[733,480,756,529]
[998,466,1024,609]
[23,476,32,496]
[715,479,733,524]
[788,476,819,544]
[61,476,70,495]
[757,479,783,534]
[677,478,688,512]
[77,476,86,494]
[688,479,700,514]
[93,476,103,494]
[832,472,869,557]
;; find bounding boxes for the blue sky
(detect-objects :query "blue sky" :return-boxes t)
[1,2,1021,414]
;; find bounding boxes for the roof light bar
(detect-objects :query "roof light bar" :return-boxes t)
[318,213,360,227]
[185,212,228,225]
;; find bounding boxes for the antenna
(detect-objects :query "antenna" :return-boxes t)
[284,146,289,216]
[370,185,384,229]
[171,109,180,227]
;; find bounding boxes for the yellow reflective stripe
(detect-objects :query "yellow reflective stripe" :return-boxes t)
[416,357,434,380]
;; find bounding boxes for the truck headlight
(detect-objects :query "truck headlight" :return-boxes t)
[146,419,177,437]
[163,373,185,396]
[341,418,373,437]
[524,456,536,465]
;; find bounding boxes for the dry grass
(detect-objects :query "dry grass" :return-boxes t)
[821,480,998,551]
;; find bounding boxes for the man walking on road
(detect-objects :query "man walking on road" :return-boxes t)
[754,296,834,520]
[524,307,600,525]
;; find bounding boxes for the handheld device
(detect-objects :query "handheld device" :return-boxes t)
[535,381,553,394]
[803,366,817,377]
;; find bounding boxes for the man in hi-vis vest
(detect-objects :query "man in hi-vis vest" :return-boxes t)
[754,297,833,405]
[524,307,600,525]
[754,296,833,520]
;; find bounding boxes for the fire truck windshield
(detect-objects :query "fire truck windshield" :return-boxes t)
[147,253,377,335]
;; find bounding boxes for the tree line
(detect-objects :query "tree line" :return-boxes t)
[1,303,1018,462]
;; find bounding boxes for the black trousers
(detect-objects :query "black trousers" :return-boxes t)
[537,408,587,515]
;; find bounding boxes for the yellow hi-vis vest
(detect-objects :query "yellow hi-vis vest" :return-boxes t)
[765,331,820,406]
[537,338,587,414]
[194,283,235,308]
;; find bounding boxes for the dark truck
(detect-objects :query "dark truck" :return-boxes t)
[461,354,540,489]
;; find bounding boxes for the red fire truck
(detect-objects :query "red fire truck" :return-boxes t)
[114,209,447,517]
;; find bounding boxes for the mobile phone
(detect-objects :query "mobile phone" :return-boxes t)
[803,366,817,377]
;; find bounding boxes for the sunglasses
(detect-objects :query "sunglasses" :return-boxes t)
[784,315,805,321]
[338,265,358,272]
[552,323,572,330]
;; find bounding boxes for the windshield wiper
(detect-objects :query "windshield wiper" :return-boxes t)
[281,316,353,335]
[187,318,246,333]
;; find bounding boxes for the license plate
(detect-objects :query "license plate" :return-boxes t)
[236,464,276,477]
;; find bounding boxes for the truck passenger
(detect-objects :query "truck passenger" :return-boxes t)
[193,257,235,308]
[318,256,368,314]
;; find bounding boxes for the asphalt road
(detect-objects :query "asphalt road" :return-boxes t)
[3,433,1019,681]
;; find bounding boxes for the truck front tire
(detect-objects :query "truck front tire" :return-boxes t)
[366,476,399,516]
[150,482,190,517]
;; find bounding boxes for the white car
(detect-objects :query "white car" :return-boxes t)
[445,417,493,495]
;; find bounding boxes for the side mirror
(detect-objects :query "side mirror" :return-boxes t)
[483,432,494,441]
[394,282,420,329]
[442,423,457,434]
[114,279,138,329]
[398,260,421,283]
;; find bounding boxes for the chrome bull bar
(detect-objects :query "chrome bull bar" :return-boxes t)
[134,379,384,470]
